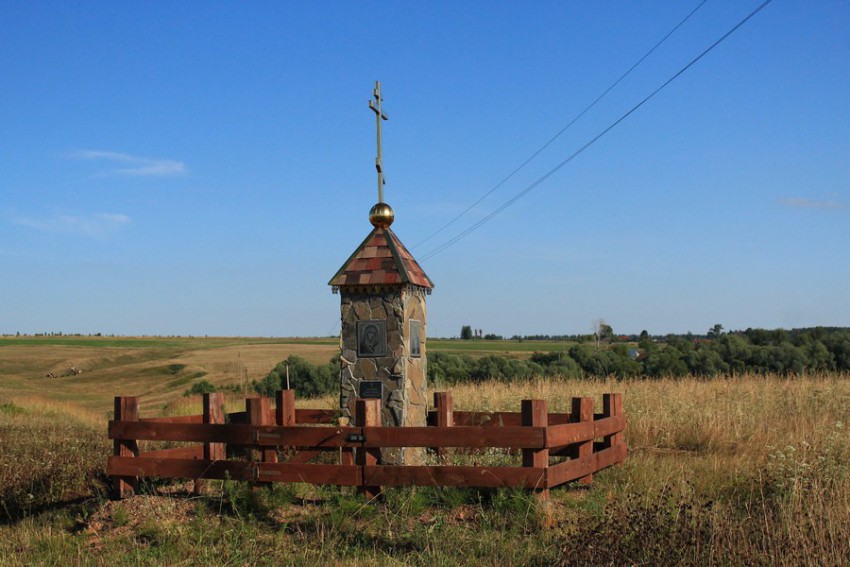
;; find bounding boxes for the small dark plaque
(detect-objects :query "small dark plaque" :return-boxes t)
[357,320,387,358]
[359,381,383,399]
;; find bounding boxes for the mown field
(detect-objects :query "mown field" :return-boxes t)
[1,337,848,565]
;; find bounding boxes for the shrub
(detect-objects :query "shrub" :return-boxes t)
[255,355,339,398]
[183,379,217,397]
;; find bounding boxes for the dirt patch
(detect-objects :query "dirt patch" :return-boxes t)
[83,490,198,550]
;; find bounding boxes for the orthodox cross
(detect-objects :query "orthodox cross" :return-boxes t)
[369,81,389,203]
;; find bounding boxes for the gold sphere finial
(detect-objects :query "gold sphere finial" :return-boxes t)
[369,202,395,228]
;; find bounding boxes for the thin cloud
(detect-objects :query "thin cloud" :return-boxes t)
[71,149,186,177]
[14,212,131,237]
[779,197,848,210]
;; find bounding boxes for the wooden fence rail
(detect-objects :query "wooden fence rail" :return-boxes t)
[107,390,626,501]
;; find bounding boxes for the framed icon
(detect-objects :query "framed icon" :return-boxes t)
[357,320,387,358]
[410,319,422,358]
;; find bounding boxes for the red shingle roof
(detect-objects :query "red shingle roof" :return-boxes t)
[329,227,434,289]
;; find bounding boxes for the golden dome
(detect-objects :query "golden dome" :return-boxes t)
[369,202,395,228]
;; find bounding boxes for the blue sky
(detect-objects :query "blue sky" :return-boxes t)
[1,1,848,338]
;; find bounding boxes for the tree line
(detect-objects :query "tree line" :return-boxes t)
[251,327,850,398]
[433,327,850,383]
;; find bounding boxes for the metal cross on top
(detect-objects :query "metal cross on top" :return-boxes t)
[369,81,389,203]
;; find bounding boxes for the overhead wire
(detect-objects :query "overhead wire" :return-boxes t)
[412,0,710,250]
[419,0,773,262]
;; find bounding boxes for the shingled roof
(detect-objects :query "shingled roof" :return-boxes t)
[329,227,433,290]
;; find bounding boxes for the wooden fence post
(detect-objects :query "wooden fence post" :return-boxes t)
[433,391,453,459]
[112,396,139,499]
[602,393,625,461]
[356,398,382,500]
[276,389,296,462]
[522,399,549,500]
[276,389,296,426]
[194,392,225,495]
[572,397,594,485]
[247,397,276,487]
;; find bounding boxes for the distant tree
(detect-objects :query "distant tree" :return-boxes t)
[530,351,582,378]
[460,325,473,340]
[684,348,729,377]
[593,319,613,348]
[822,330,850,371]
[707,324,724,339]
[428,352,475,384]
[644,347,689,378]
[715,334,752,376]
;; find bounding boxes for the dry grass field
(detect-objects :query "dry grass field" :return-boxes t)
[0,336,572,413]
[1,337,848,565]
[0,337,339,413]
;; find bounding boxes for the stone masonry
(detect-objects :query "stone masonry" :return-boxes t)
[338,286,427,464]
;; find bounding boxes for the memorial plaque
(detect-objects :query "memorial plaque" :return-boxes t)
[359,381,383,399]
[410,319,422,358]
[356,320,387,358]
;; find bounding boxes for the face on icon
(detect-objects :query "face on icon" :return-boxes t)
[357,320,387,357]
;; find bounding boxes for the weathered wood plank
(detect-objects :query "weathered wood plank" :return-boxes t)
[362,465,547,489]
[110,421,547,450]
[433,392,453,458]
[108,422,361,447]
[602,393,626,452]
[257,462,360,486]
[203,392,226,461]
[112,396,139,499]
[546,421,593,447]
[108,456,256,481]
[546,415,626,449]
[362,426,546,448]
[523,399,550,499]
[248,397,277,466]
[141,415,204,424]
[547,443,627,488]
[276,390,296,426]
[139,445,204,460]
[107,457,361,486]
[573,397,594,485]
[593,414,626,439]
[357,399,382,499]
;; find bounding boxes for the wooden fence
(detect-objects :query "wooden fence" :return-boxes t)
[108,390,626,500]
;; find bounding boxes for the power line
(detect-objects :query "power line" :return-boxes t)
[420,0,773,262]
[412,0,710,250]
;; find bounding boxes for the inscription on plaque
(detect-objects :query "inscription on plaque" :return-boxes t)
[357,320,387,358]
[359,381,383,399]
